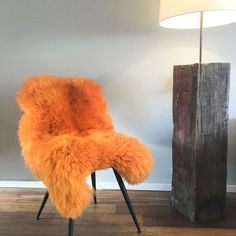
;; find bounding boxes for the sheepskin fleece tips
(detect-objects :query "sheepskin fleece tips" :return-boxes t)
[16,75,153,218]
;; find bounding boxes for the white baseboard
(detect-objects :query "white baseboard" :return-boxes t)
[0,181,170,191]
[226,185,236,193]
[0,181,236,192]
[0,181,45,189]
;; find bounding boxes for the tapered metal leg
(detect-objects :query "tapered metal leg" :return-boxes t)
[68,218,74,236]
[91,172,97,204]
[36,191,49,220]
[113,168,141,233]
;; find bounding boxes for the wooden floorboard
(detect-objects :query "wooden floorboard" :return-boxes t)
[0,188,236,236]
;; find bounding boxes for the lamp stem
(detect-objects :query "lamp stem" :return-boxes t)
[199,11,203,76]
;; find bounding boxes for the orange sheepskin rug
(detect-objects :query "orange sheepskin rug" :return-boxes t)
[17,75,153,219]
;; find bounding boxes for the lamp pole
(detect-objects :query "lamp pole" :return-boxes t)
[199,11,204,77]
[199,11,204,76]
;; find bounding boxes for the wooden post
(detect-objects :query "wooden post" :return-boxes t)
[172,63,230,222]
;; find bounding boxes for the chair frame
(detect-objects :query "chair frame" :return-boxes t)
[36,168,141,236]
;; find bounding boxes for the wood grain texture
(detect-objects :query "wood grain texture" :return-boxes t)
[0,189,236,236]
[172,63,230,223]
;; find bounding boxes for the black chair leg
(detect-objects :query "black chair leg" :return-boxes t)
[113,168,141,233]
[36,191,49,220]
[91,172,97,204]
[68,218,74,236]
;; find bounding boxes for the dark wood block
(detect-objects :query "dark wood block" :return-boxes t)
[172,63,230,223]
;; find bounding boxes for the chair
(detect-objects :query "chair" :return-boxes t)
[17,75,153,236]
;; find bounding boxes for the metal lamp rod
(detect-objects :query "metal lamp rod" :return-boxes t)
[199,11,203,76]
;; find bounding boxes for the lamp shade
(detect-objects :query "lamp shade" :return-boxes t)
[159,0,236,29]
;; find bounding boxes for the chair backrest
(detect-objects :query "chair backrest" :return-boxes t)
[17,75,114,137]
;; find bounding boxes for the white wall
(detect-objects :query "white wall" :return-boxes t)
[0,0,236,186]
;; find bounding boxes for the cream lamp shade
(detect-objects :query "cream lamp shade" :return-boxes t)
[159,0,236,29]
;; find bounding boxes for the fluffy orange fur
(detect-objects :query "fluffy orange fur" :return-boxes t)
[17,75,153,219]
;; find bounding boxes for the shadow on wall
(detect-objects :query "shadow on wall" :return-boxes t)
[3,0,159,38]
[0,86,32,180]
[228,119,236,184]
[0,89,20,154]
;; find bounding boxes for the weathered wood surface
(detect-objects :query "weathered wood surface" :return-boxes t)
[172,63,230,223]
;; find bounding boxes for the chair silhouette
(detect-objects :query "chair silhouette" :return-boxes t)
[17,76,153,236]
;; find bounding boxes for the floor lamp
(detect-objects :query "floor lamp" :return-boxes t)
[159,0,236,222]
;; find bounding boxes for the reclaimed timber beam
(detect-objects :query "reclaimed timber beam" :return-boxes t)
[172,63,230,222]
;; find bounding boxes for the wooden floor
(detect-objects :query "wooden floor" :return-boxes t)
[0,189,236,236]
